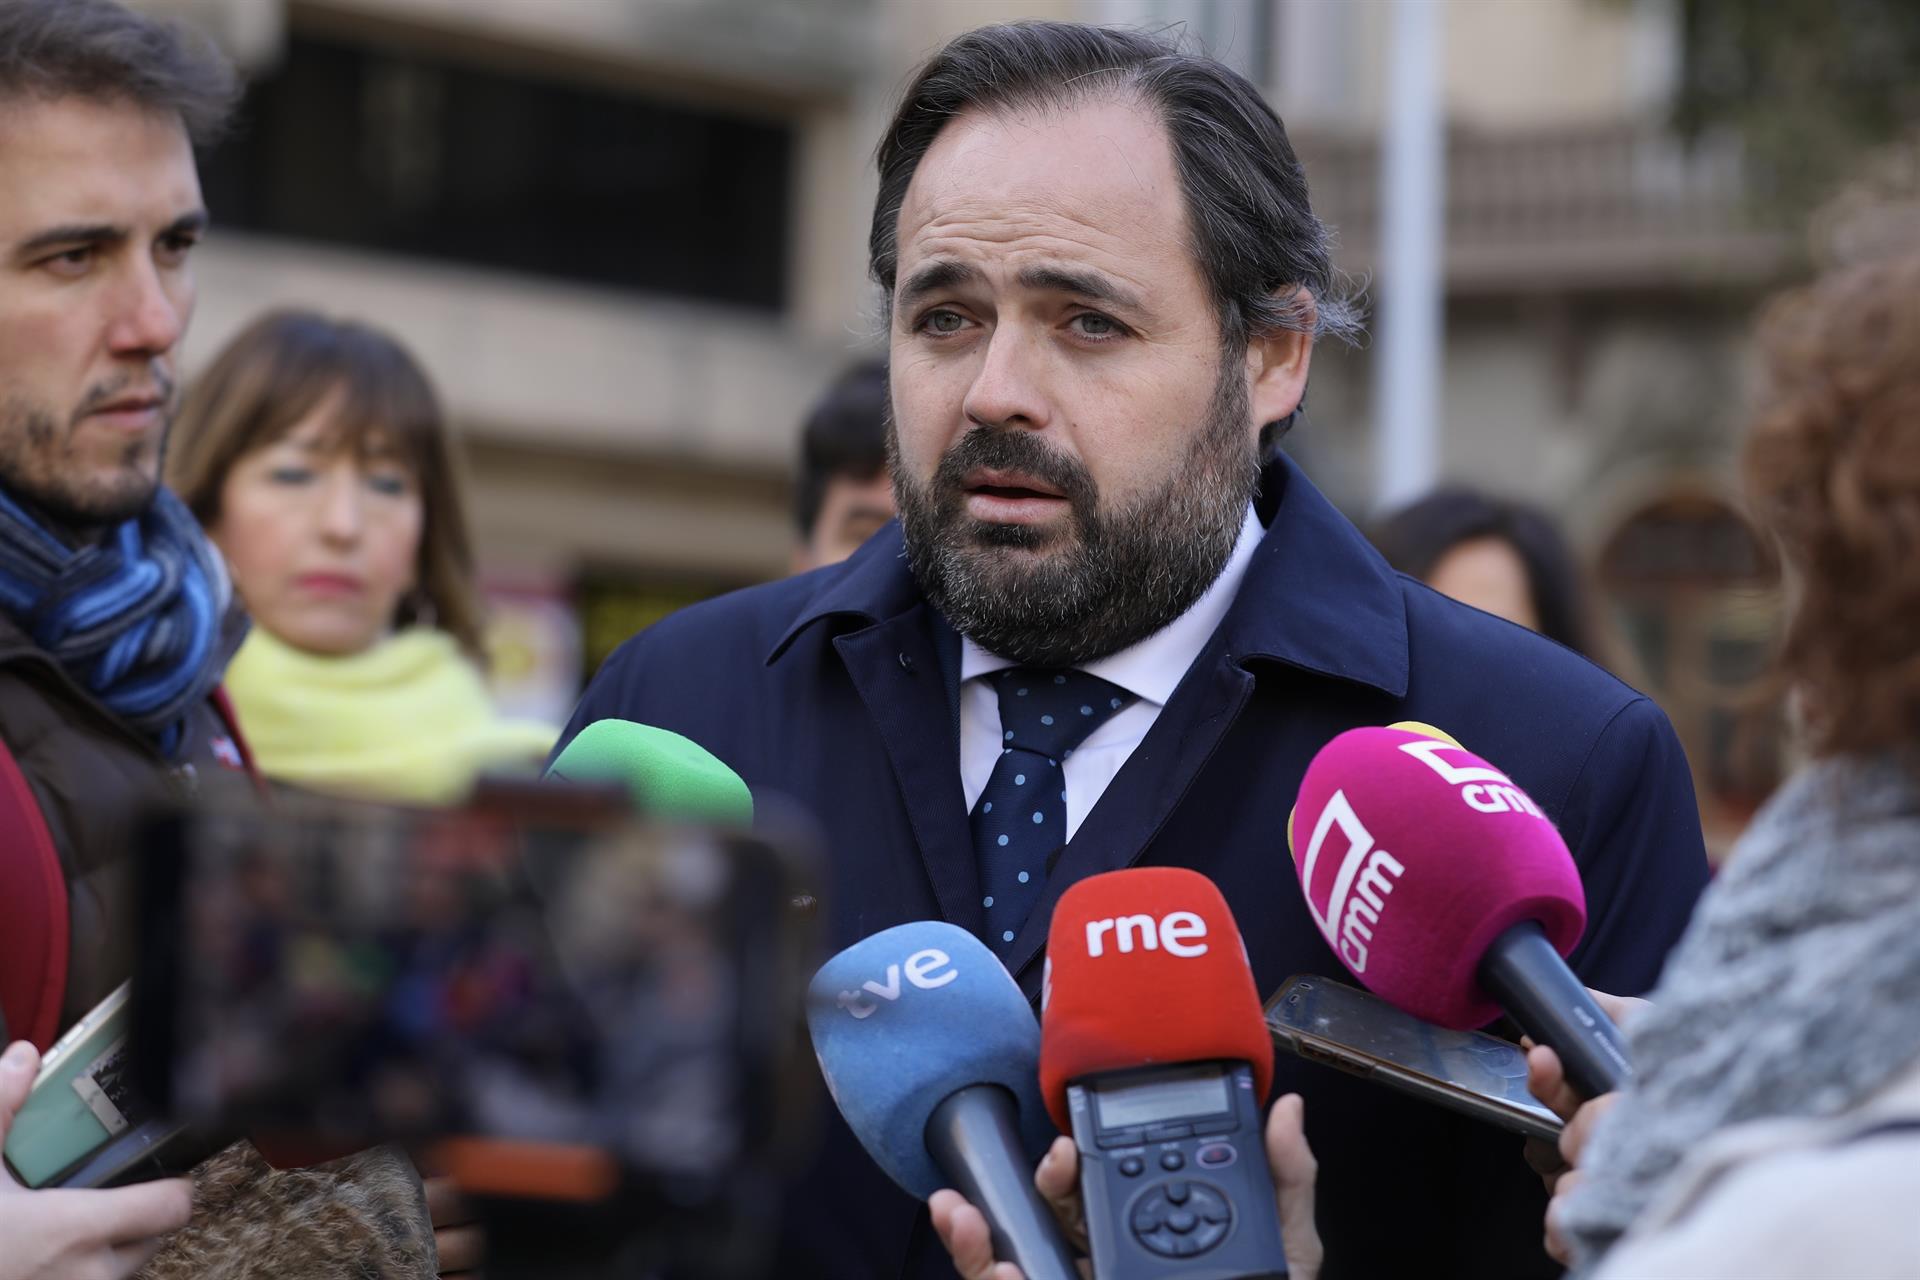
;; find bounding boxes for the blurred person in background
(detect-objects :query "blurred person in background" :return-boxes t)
[0,4,438,1277]
[791,356,895,573]
[1372,487,1599,659]
[168,309,554,807]
[1530,249,1920,1277]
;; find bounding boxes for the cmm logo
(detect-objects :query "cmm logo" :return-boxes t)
[1396,739,1546,818]
[1299,790,1405,972]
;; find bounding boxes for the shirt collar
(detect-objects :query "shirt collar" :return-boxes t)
[959,505,1264,707]
[768,453,1409,699]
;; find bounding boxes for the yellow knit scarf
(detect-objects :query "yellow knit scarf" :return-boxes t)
[222,626,557,805]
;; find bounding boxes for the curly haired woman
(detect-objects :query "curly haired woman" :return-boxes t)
[1536,248,1920,1278]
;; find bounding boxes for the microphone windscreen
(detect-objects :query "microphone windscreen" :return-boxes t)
[547,719,753,823]
[1038,868,1272,1132]
[1291,726,1586,1028]
[806,922,1055,1198]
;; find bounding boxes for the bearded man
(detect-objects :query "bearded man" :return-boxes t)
[556,21,1709,1278]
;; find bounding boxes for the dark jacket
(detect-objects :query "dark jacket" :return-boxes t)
[0,610,436,1280]
[0,610,254,1044]
[558,455,1711,1279]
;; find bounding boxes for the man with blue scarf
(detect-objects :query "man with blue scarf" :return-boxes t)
[0,6,239,1274]
[0,0,247,1061]
[0,8,450,1277]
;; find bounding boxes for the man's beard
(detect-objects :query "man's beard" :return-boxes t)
[0,380,170,534]
[892,360,1260,668]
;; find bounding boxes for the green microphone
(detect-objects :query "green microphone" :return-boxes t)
[545,719,753,823]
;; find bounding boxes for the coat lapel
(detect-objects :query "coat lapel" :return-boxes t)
[832,605,985,934]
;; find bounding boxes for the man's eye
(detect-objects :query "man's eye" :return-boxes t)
[157,233,199,264]
[921,309,968,335]
[1071,313,1122,338]
[43,247,93,275]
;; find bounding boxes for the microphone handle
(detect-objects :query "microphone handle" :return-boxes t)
[1478,920,1634,1099]
[926,1085,1080,1280]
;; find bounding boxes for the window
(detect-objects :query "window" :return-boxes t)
[201,34,794,309]
[1598,490,1785,856]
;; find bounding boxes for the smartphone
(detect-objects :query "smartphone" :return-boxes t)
[2,983,140,1186]
[1265,974,1562,1143]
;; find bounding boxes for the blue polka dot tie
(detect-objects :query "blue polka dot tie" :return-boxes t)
[972,667,1134,955]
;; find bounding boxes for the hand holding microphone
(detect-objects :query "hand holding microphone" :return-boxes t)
[1291,726,1633,1100]
[806,922,1079,1280]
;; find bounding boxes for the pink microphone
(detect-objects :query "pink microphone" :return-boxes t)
[1290,726,1632,1098]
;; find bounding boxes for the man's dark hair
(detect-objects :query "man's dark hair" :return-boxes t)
[795,358,889,538]
[0,0,238,145]
[869,21,1361,354]
[1371,487,1598,659]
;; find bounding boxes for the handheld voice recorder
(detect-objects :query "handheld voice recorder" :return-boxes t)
[1067,1060,1287,1279]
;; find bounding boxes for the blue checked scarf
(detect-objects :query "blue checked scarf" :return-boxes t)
[0,485,231,757]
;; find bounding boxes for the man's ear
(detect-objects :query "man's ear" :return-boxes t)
[1245,287,1316,430]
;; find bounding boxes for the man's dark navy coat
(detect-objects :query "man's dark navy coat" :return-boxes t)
[558,456,1709,1278]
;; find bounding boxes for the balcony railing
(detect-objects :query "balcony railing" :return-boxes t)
[1296,122,1799,293]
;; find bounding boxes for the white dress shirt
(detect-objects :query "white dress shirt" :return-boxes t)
[959,506,1265,839]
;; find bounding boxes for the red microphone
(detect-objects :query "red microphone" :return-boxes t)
[1041,868,1286,1277]
[1291,726,1631,1098]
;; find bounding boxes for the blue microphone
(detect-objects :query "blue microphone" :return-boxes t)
[807,922,1077,1280]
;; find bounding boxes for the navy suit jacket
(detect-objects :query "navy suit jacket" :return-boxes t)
[558,455,1709,1279]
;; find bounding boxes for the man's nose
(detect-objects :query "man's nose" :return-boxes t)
[962,327,1052,432]
[105,259,186,359]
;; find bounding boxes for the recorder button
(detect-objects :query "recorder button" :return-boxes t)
[1165,1180,1191,1205]
[1187,1185,1234,1253]
[1139,1229,1179,1258]
[1118,1156,1145,1177]
[1159,1150,1185,1171]
[1197,1142,1235,1168]
[1167,1210,1198,1235]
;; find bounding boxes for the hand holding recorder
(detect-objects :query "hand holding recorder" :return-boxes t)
[1038,868,1293,1279]
[930,1096,1323,1280]
[0,1042,191,1280]
[928,867,1318,1279]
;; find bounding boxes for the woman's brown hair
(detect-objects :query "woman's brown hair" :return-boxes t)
[167,310,486,661]
[1744,250,1920,759]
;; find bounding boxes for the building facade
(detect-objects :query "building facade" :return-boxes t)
[140,0,1792,844]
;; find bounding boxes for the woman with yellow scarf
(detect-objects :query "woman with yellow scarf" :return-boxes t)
[168,310,553,806]
[165,309,553,1280]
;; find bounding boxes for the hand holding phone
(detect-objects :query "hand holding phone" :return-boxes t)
[1266,976,1563,1143]
[0,1041,193,1280]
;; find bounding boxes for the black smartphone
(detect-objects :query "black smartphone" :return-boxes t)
[1265,975,1562,1143]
